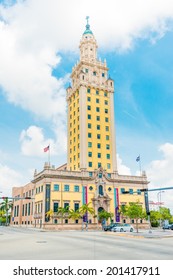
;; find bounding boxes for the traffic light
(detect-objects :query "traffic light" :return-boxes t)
[140,188,148,192]
[25,197,31,199]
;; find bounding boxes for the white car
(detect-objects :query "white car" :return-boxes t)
[111,223,134,232]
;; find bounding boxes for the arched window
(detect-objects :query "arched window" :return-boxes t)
[99,185,104,196]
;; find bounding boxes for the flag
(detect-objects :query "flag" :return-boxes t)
[44,145,49,152]
[136,155,140,162]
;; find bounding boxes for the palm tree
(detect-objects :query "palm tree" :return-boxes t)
[79,203,95,230]
[98,210,113,229]
[45,209,54,223]
[0,197,13,225]
[0,209,5,225]
[68,209,81,223]
[57,206,70,225]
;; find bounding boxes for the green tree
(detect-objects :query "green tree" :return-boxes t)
[0,198,13,225]
[150,210,161,227]
[68,209,81,222]
[126,202,146,233]
[160,207,172,223]
[119,205,128,221]
[79,203,95,230]
[98,210,113,225]
[57,206,70,225]
[45,209,54,223]
[0,209,5,225]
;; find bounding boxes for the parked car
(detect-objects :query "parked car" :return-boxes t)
[103,223,121,231]
[170,224,173,230]
[111,223,134,232]
[162,224,173,230]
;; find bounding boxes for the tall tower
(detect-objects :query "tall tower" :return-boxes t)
[66,17,117,173]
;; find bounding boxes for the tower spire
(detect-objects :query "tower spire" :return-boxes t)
[83,16,93,35]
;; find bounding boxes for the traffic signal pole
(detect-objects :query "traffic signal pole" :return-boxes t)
[122,186,173,234]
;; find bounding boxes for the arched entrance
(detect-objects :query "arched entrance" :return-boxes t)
[98,207,104,213]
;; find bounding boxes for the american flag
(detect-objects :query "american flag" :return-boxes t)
[44,145,49,152]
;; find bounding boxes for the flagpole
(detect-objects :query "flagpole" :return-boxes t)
[139,154,142,176]
[48,144,50,166]
[136,155,142,176]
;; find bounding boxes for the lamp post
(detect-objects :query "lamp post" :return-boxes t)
[157,191,164,227]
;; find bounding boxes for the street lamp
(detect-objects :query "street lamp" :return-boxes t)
[157,191,164,227]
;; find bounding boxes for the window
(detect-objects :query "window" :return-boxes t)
[106,126,109,131]
[107,163,111,169]
[85,68,88,73]
[89,186,93,190]
[97,125,100,130]
[74,186,79,192]
[98,162,101,167]
[64,185,70,192]
[105,109,108,114]
[129,189,133,194]
[87,105,91,110]
[107,173,111,178]
[96,90,99,95]
[88,114,91,119]
[87,97,91,102]
[96,107,100,112]
[97,143,101,148]
[105,100,108,105]
[87,88,91,93]
[98,173,102,178]
[106,135,109,140]
[88,152,92,157]
[105,117,109,122]
[88,133,92,138]
[96,98,99,103]
[106,144,110,150]
[53,202,59,213]
[88,123,92,129]
[106,154,110,159]
[74,203,79,211]
[97,134,101,139]
[88,142,92,148]
[65,219,68,224]
[102,73,105,77]
[96,116,100,121]
[98,153,101,158]
[93,71,96,76]
[88,162,92,167]
[99,185,104,195]
[104,92,108,97]
[54,184,59,191]
[89,172,93,177]
[64,202,69,209]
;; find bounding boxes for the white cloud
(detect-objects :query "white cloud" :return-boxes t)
[20,125,67,156]
[146,143,173,213]
[117,154,131,175]
[0,163,23,196]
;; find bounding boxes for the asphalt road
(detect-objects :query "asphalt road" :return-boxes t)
[0,226,173,260]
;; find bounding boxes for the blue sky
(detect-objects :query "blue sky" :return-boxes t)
[0,0,173,212]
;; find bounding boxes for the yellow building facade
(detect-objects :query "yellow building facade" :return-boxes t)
[11,19,148,228]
